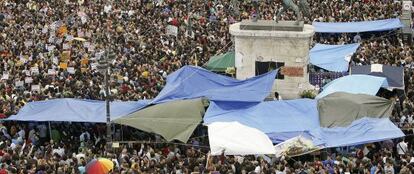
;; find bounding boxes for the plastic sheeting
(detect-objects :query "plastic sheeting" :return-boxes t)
[204,99,320,141]
[208,122,275,155]
[319,118,404,148]
[6,99,150,123]
[205,52,235,72]
[310,43,360,72]
[151,66,276,104]
[313,18,403,33]
[316,75,389,99]
[205,99,403,148]
[318,92,394,128]
[113,98,205,143]
[350,64,404,89]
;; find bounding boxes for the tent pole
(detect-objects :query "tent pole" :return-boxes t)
[48,122,52,141]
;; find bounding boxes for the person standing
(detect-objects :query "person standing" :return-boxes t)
[397,139,409,157]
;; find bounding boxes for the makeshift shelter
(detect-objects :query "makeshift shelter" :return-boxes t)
[313,18,403,33]
[316,75,389,99]
[320,117,404,148]
[208,122,275,155]
[113,98,206,143]
[151,66,276,104]
[204,52,235,72]
[204,97,403,148]
[6,99,149,123]
[317,92,394,128]
[310,43,360,72]
[350,64,404,89]
[204,99,321,144]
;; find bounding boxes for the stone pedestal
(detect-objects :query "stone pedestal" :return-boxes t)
[230,20,315,99]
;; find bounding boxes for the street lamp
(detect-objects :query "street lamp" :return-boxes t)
[97,50,116,149]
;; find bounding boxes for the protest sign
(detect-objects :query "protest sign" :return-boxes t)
[166,25,178,36]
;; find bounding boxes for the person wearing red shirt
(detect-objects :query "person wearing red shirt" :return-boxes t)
[0,164,8,174]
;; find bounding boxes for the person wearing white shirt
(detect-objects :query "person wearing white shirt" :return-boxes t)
[401,115,407,125]
[397,139,408,156]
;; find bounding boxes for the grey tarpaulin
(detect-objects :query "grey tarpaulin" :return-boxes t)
[317,92,394,128]
[113,98,206,143]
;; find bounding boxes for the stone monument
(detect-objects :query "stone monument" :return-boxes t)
[230,1,314,99]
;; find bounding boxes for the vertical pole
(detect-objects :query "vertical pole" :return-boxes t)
[48,122,52,141]
[105,62,111,149]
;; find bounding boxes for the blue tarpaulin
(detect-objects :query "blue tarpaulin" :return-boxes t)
[310,43,360,72]
[6,99,149,123]
[316,75,388,99]
[318,117,404,148]
[313,18,403,33]
[151,66,276,104]
[204,99,321,143]
[204,99,404,147]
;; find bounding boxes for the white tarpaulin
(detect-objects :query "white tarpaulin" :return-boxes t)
[208,122,275,156]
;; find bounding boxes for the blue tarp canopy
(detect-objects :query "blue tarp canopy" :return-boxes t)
[319,118,404,148]
[151,66,276,104]
[313,18,403,33]
[310,43,360,72]
[204,99,404,147]
[316,75,389,99]
[204,99,321,144]
[6,99,149,123]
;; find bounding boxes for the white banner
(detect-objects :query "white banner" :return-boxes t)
[274,135,320,158]
[166,25,178,36]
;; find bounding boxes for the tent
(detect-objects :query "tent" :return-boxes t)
[350,64,404,89]
[208,122,275,155]
[113,98,205,143]
[310,43,360,72]
[5,99,149,123]
[151,66,276,104]
[315,75,389,99]
[312,18,403,33]
[204,51,235,72]
[317,92,394,128]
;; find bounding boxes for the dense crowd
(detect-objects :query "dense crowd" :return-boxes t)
[0,0,408,116]
[1,0,414,173]
[2,121,414,174]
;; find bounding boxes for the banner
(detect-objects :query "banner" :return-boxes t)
[166,25,178,36]
[61,51,71,62]
[59,62,68,70]
[274,135,320,158]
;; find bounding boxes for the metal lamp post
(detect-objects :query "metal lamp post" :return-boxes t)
[97,50,116,149]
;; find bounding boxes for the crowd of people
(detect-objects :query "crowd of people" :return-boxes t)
[0,0,414,173]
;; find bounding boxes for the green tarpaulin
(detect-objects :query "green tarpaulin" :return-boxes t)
[113,98,205,142]
[318,92,394,128]
[205,52,235,72]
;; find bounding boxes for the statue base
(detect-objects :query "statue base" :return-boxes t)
[240,20,304,32]
[230,21,314,99]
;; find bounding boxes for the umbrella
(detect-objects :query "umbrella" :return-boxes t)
[73,37,87,42]
[86,158,114,174]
